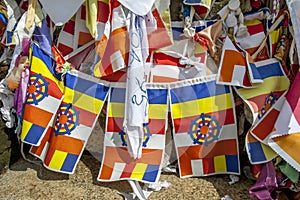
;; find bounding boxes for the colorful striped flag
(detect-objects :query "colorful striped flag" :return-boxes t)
[94,0,129,78]
[234,58,290,124]
[183,0,212,19]
[217,36,263,88]
[30,125,87,174]
[0,5,7,40]
[267,71,300,171]
[250,96,285,144]
[21,42,64,146]
[56,3,99,57]
[31,69,109,174]
[238,9,269,56]
[245,132,277,164]
[169,75,239,178]
[149,38,208,83]
[30,127,53,161]
[235,58,289,164]
[57,17,76,56]
[98,83,168,183]
[73,5,94,50]
[267,10,290,57]
[147,8,173,52]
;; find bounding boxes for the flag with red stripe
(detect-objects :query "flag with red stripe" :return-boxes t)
[234,58,290,124]
[267,71,300,171]
[29,69,109,174]
[170,75,239,177]
[21,42,64,146]
[217,36,263,88]
[98,83,168,183]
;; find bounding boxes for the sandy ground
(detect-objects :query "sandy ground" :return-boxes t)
[0,153,254,200]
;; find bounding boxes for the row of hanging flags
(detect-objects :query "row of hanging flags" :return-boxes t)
[1,0,299,184]
[23,40,240,180]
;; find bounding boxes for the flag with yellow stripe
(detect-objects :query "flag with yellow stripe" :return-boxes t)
[39,69,109,174]
[234,58,290,124]
[98,83,168,183]
[170,75,239,178]
[21,42,64,146]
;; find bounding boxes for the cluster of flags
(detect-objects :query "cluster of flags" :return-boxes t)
[9,0,299,188]
[169,75,239,177]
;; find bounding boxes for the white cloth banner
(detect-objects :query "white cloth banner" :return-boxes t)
[123,11,149,159]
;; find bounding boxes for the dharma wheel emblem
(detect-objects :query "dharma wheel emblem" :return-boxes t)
[26,74,49,105]
[258,92,278,119]
[188,113,221,145]
[54,103,79,136]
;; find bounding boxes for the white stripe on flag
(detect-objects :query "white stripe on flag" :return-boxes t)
[104,132,166,150]
[231,65,246,86]
[150,64,204,82]
[110,50,125,72]
[174,124,237,148]
[58,31,74,48]
[239,32,265,50]
[30,141,49,161]
[191,159,204,176]
[35,96,63,114]
[111,162,126,180]
[69,126,94,141]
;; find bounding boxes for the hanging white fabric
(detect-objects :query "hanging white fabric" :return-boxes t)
[123,11,149,159]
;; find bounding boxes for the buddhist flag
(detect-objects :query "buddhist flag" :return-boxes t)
[57,17,76,56]
[250,96,285,144]
[94,0,129,78]
[267,71,300,171]
[98,83,168,183]
[217,36,263,88]
[245,132,277,164]
[267,10,290,57]
[169,75,239,178]
[147,8,173,52]
[234,58,290,124]
[238,9,269,56]
[32,69,109,174]
[149,39,208,83]
[73,5,94,50]
[21,42,64,146]
[30,127,53,161]
[183,0,212,18]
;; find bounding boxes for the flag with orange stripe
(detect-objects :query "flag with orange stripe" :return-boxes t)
[170,75,239,178]
[238,8,269,56]
[234,58,290,124]
[267,71,300,171]
[149,39,208,83]
[94,0,129,78]
[30,69,109,174]
[21,42,64,146]
[217,36,263,88]
[98,83,168,183]
[57,17,76,56]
